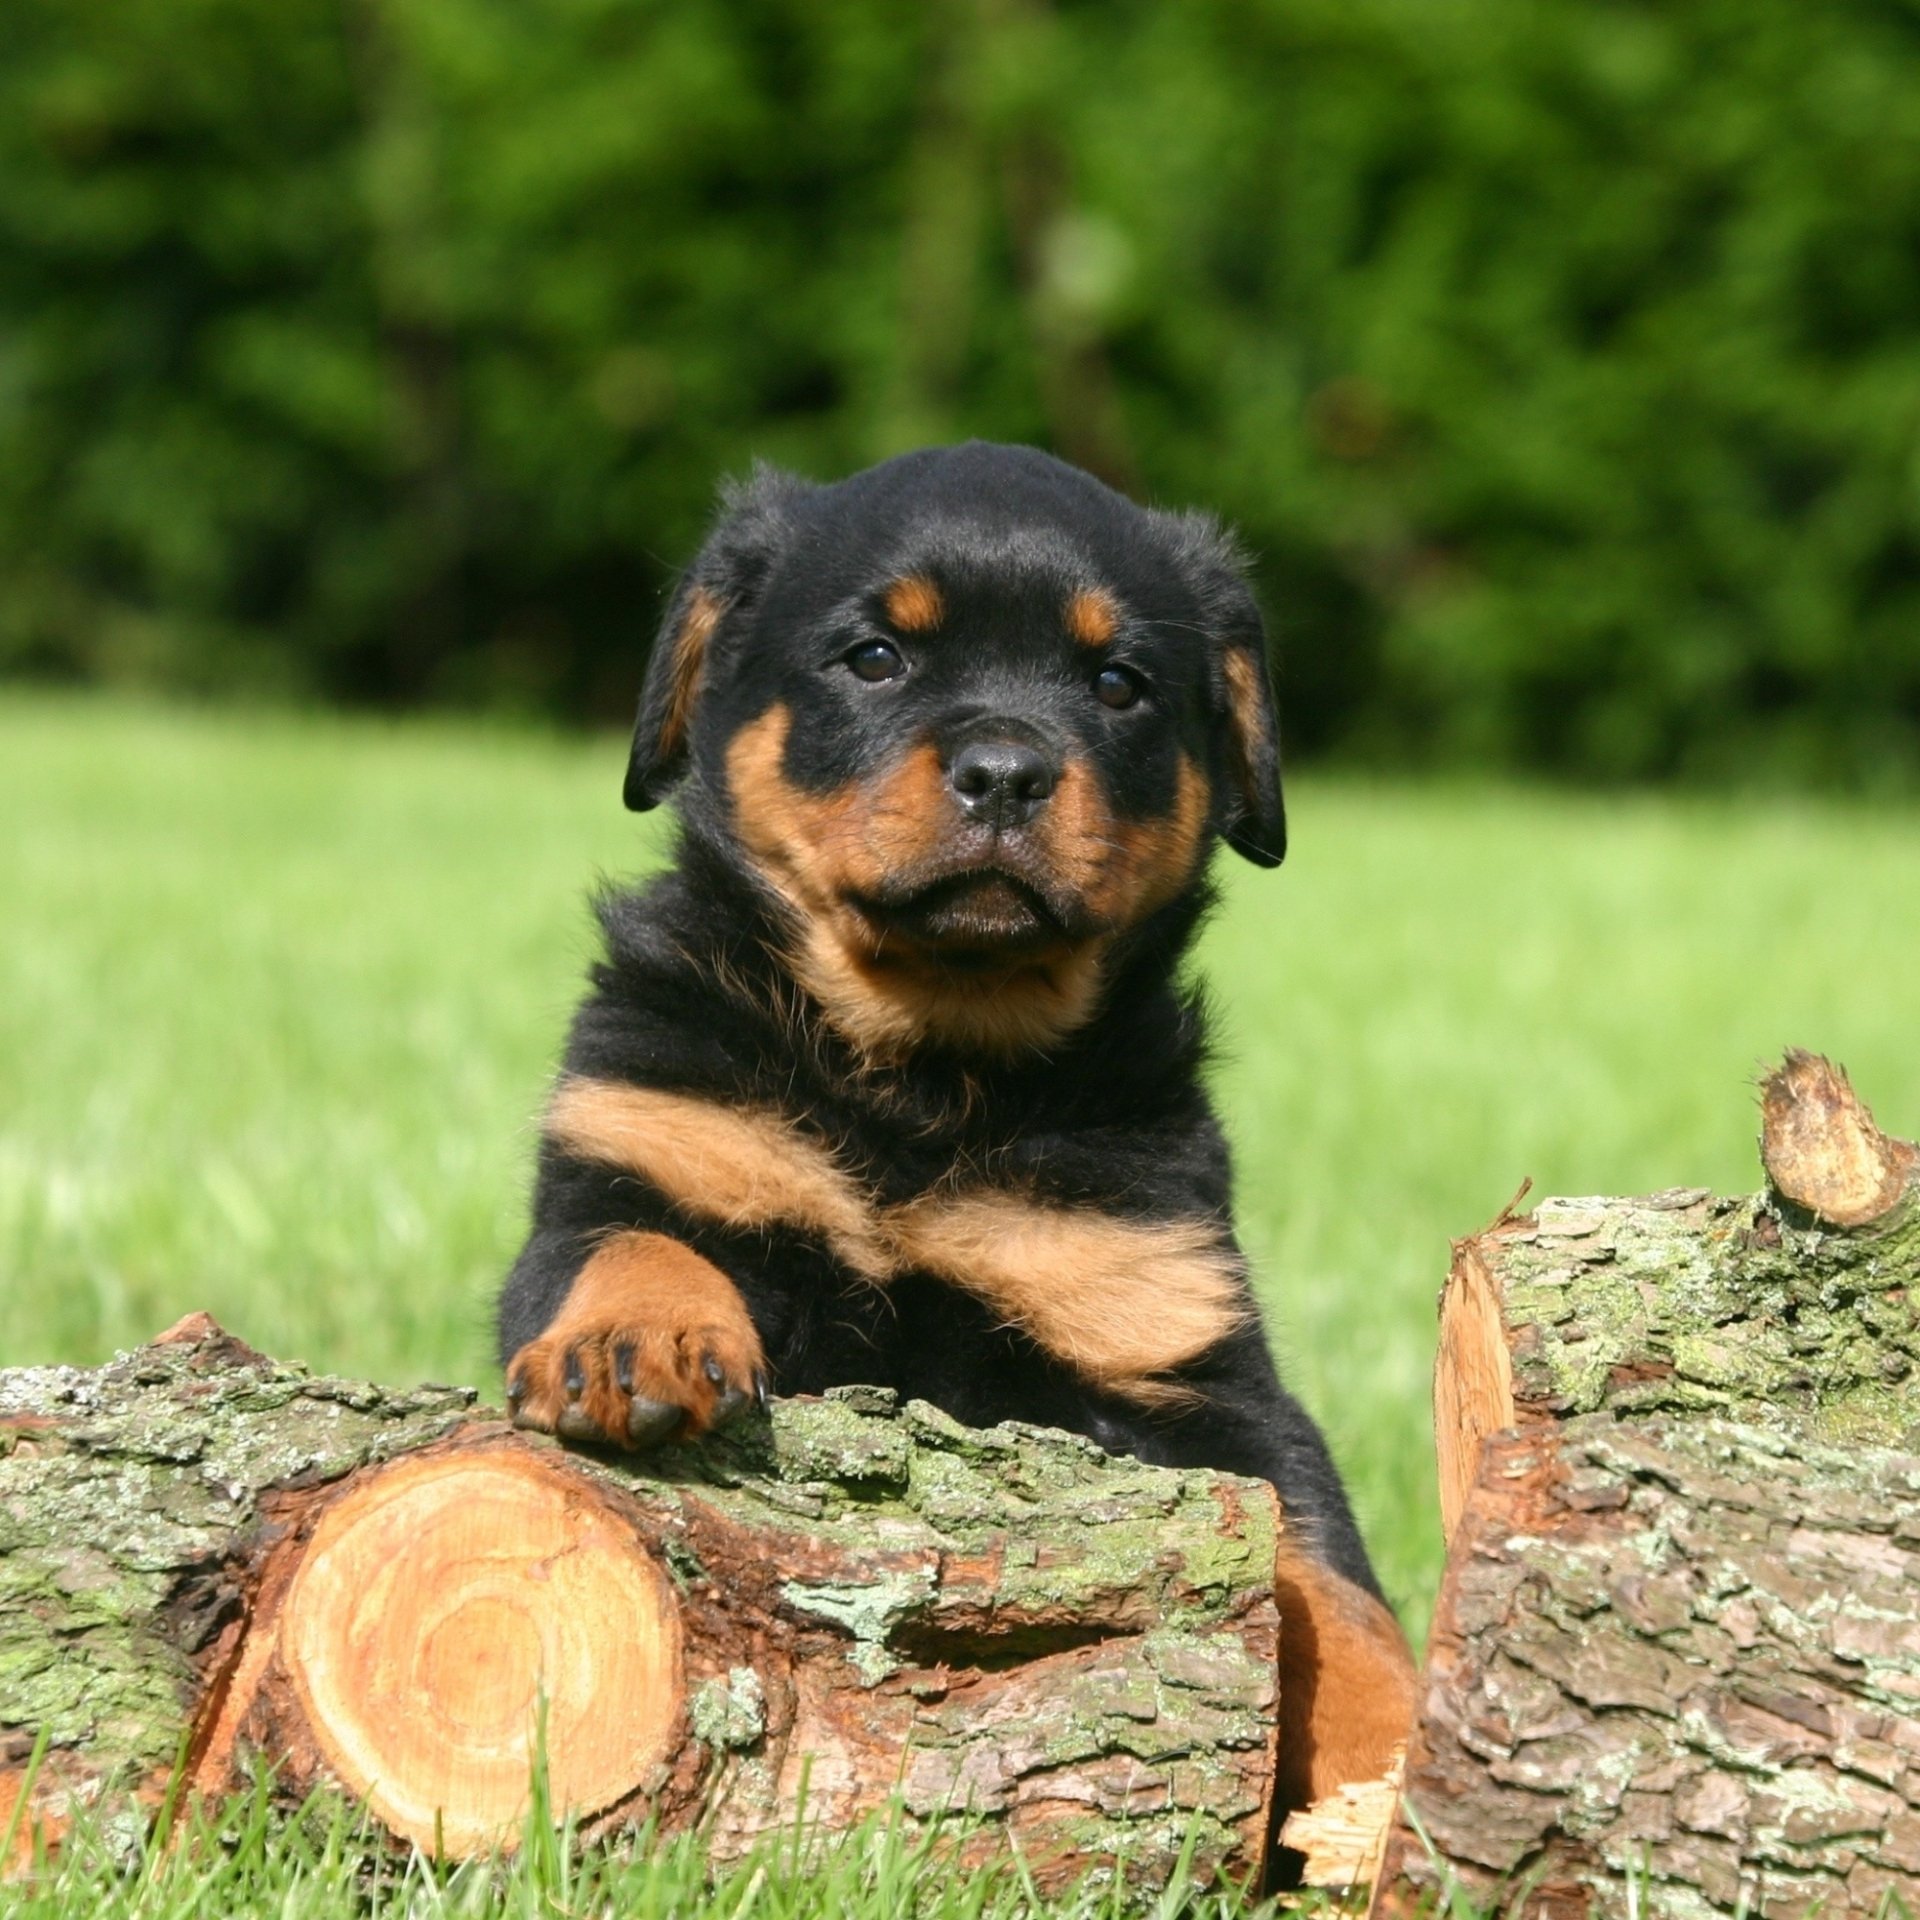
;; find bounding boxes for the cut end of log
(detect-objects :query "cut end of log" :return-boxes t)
[1278,1749,1401,1893]
[278,1447,682,1855]
[1760,1049,1917,1229]
[1433,1237,1518,1544]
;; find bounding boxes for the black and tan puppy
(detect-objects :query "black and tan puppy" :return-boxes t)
[497,442,1414,1810]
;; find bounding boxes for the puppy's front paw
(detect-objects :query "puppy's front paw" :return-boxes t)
[505,1232,767,1449]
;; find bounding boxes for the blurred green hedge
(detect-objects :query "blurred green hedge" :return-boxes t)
[3,0,1917,781]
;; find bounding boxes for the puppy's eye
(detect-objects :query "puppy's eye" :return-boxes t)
[1093,664,1145,710]
[846,640,907,683]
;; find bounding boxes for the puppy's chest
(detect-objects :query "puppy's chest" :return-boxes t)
[805,1087,1113,1243]
[827,1100,1027,1208]
[545,1063,1247,1402]
[773,1265,1132,1440]
[786,1089,1247,1405]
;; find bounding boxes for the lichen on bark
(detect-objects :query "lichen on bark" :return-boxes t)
[553,1381,1283,1878]
[1400,1059,1920,1915]
[1494,1186,1920,1448]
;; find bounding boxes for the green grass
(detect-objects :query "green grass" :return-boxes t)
[5,1753,1280,1920]
[4,692,1919,1913]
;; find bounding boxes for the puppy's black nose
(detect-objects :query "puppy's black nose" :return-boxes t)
[949,737,1056,830]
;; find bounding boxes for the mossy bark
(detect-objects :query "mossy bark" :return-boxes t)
[1480,1180,1916,1440]
[1377,1055,1920,1917]
[0,1316,1282,1891]
[1377,1415,1920,1919]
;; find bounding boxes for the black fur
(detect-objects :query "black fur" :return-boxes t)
[498,442,1380,1600]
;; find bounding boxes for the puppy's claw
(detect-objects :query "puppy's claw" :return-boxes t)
[555,1401,605,1444]
[703,1352,726,1388]
[753,1370,771,1412]
[506,1371,549,1432]
[626,1395,682,1448]
[614,1343,636,1394]
[562,1347,586,1398]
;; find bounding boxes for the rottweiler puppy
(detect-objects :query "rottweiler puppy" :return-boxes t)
[496,442,1414,1816]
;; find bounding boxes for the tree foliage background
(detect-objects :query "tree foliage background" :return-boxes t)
[3,0,1918,782]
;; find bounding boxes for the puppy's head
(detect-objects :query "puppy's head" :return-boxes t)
[627,443,1283,1059]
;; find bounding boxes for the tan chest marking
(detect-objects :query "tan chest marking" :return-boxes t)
[886,1190,1249,1405]
[546,1076,1247,1401]
[546,1079,887,1277]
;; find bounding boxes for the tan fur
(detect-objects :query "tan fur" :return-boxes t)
[1220,646,1270,824]
[796,932,1113,1062]
[656,587,724,764]
[884,574,945,632]
[1131,754,1213,916]
[1063,586,1119,648]
[1049,754,1211,926]
[726,703,888,899]
[847,738,953,876]
[725,709,1211,1061]
[1271,1539,1418,1806]
[887,1190,1250,1402]
[726,706,1114,1059]
[505,1229,767,1443]
[546,1078,885,1276]
[547,1076,1244,1400]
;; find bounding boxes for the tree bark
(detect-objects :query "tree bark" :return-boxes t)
[1372,1053,1920,1917]
[0,1315,1282,1891]
[1434,1053,1920,1545]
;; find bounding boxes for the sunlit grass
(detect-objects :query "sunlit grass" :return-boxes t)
[4,1743,1294,1920]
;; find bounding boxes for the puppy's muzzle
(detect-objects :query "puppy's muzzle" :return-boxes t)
[947,726,1058,833]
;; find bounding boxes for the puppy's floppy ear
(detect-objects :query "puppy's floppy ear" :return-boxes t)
[625,463,811,812]
[1153,510,1286,867]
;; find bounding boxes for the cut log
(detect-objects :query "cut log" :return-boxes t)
[1373,1054,1920,1917]
[1434,1052,1920,1541]
[0,1315,1282,1890]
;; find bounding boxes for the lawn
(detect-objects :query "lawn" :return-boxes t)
[4,692,1918,1911]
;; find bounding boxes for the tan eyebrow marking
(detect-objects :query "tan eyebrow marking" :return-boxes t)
[883,575,944,633]
[1064,587,1119,648]
[545,1076,1249,1402]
